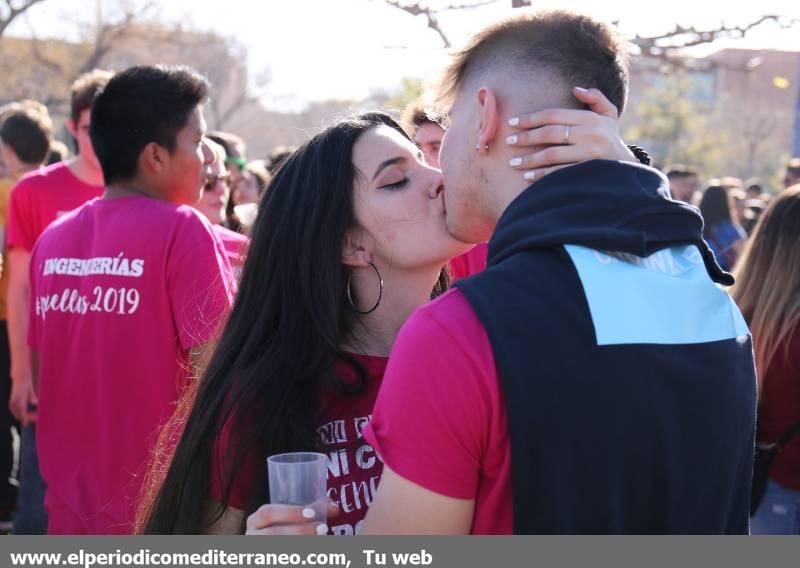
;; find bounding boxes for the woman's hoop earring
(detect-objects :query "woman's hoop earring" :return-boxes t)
[346,262,384,315]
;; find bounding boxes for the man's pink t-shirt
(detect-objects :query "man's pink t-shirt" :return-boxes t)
[28,195,234,535]
[448,243,488,281]
[363,288,513,534]
[212,224,249,281]
[8,161,104,251]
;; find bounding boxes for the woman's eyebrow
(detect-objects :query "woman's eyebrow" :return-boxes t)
[372,156,406,181]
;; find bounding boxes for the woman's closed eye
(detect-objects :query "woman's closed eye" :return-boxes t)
[380,177,409,191]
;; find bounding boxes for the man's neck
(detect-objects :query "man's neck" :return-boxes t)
[103,179,162,202]
[12,164,39,178]
[68,156,104,187]
[481,161,533,222]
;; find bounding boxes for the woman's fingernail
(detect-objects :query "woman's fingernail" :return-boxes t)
[523,171,537,181]
[302,508,316,519]
[506,135,518,144]
[509,157,522,167]
[316,523,329,535]
[508,117,519,126]
[574,86,589,93]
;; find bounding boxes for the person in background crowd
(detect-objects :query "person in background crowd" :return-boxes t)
[207,131,247,234]
[400,98,493,280]
[358,10,755,535]
[46,140,71,166]
[29,65,233,535]
[782,158,800,189]
[664,164,701,205]
[6,71,112,535]
[699,182,747,272]
[731,186,800,534]
[265,145,296,175]
[207,131,247,190]
[0,100,54,532]
[234,160,271,205]
[745,178,764,201]
[139,81,639,535]
[193,138,249,281]
[402,98,445,169]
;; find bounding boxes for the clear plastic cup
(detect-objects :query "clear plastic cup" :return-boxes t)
[267,452,328,521]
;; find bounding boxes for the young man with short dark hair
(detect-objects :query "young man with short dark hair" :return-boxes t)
[363,10,756,534]
[664,164,701,204]
[6,71,112,535]
[29,65,234,534]
[0,100,54,531]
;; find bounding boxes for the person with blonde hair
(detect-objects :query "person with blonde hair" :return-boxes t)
[731,185,800,533]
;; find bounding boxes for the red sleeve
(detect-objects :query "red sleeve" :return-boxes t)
[7,181,37,251]
[363,291,496,499]
[167,211,235,351]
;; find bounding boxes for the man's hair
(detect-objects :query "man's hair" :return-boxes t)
[89,65,209,185]
[438,10,629,114]
[401,98,443,134]
[744,177,763,194]
[70,69,114,124]
[203,137,227,165]
[207,130,246,160]
[0,102,54,165]
[786,157,800,178]
[266,145,297,175]
[664,164,699,180]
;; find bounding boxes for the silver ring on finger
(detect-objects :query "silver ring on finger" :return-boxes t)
[564,124,571,144]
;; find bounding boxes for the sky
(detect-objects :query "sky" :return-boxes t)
[7,0,800,111]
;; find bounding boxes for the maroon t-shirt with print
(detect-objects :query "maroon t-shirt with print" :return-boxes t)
[209,353,387,535]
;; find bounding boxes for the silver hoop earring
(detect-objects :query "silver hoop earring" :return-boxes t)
[346,262,383,315]
[475,143,489,152]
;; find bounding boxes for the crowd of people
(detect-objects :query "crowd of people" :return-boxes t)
[0,9,798,536]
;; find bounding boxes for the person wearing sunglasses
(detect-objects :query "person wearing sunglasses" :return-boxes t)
[193,139,249,282]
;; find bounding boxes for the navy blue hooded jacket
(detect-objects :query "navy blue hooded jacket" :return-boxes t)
[456,160,757,534]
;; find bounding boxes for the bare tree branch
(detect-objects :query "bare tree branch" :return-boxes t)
[435,0,497,10]
[632,15,800,68]
[0,0,47,37]
[216,89,253,130]
[77,1,156,74]
[383,0,498,47]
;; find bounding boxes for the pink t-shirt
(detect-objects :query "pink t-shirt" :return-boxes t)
[212,224,249,282]
[8,161,104,251]
[448,243,488,281]
[28,195,234,535]
[363,288,513,534]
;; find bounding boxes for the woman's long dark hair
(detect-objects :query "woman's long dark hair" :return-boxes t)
[138,112,448,534]
[699,183,735,238]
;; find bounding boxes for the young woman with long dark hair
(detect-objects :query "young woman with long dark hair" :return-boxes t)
[139,90,641,535]
[699,182,747,271]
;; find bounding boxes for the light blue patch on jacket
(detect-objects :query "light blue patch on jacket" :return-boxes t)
[565,244,750,346]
